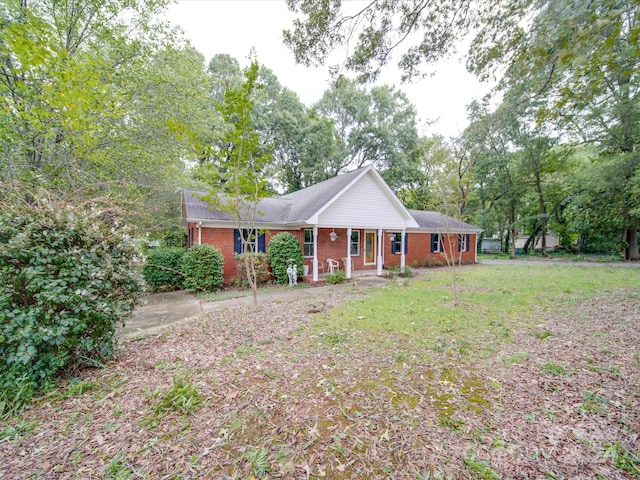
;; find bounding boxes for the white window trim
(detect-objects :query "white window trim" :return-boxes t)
[350,230,360,256]
[433,233,443,253]
[460,234,468,253]
[303,229,314,258]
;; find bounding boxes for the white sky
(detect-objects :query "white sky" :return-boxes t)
[165,0,493,138]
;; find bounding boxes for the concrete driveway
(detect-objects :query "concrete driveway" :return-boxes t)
[118,290,203,338]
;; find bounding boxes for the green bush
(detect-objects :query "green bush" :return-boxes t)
[0,202,144,415]
[143,248,186,291]
[266,232,304,284]
[325,270,346,284]
[181,244,224,292]
[234,253,271,286]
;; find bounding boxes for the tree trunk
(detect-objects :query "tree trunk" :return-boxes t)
[534,170,547,256]
[624,227,639,261]
[509,208,516,258]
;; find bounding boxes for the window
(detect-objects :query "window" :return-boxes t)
[234,229,265,254]
[458,234,470,253]
[350,230,360,256]
[431,234,444,253]
[303,229,314,257]
[391,232,408,254]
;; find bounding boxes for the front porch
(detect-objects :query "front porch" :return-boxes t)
[301,268,381,284]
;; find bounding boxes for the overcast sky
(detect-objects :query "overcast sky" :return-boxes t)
[165,0,492,138]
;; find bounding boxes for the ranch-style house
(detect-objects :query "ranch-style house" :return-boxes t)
[182,166,481,283]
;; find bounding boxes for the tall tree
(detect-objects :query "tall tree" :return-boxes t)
[313,79,421,189]
[285,0,640,259]
[0,0,208,232]
[198,60,271,309]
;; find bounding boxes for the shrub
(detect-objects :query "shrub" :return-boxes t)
[325,270,346,284]
[384,265,414,278]
[143,248,186,291]
[267,232,303,284]
[234,253,271,286]
[181,245,224,292]
[0,201,144,414]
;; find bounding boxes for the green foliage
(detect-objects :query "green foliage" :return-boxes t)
[603,441,640,476]
[161,228,188,248]
[325,270,346,284]
[0,0,212,236]
[142,248,185,291]
[266,232,303,283]
[385,265,415,279]
[151,377,202,417]
[234,253,271,286]
[463,454,500,480]
[181,245,224,292]
[0,201,144,413]
[243,446,273,476]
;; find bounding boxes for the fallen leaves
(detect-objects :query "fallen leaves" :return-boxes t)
[1,286,639,479]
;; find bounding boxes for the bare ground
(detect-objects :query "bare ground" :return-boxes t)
[2,285,639,479]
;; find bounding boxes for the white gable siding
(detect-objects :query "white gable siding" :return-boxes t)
[317,172,409,228]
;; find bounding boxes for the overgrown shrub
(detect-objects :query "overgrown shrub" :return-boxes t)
[267,232,303,284]
[234,253,271,286]
[325,270,346,284]
[143,248,186,291]
[181,244,224,292]
[0,201,144,414]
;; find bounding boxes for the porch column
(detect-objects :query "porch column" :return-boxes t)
[197,222,202,245]
[376,229,383,276]
[401,229,406,273]
[346,227,352,279]
[312,226,319,282]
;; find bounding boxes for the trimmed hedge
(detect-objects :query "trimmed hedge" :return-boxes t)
[143,248,186,291]
[0,202,144,414]
[181,244,224,292]
[267,232,304,284]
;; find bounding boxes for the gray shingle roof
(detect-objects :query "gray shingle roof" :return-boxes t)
[183,168,481,233]
[409,210,482,232]
[183,190,292,223]
[280,167,367,222]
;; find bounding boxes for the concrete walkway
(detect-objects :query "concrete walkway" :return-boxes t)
[119,275,389,338]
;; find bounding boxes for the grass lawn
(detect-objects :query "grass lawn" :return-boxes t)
[2,264,639,479]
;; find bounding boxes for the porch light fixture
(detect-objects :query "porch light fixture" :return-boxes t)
[329,230,339,242]
[389,233,395,241]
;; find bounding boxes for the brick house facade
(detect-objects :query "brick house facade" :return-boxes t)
[183,167,481,283]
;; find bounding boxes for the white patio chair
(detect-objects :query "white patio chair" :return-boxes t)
[326,258,340,274]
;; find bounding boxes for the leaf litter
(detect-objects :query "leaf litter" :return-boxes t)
[1,282,639,479]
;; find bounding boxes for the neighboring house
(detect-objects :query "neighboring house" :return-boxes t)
[514,234,561,252]
[481,238,502,254]
[182,166,482,283]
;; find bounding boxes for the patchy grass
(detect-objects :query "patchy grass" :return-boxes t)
[2,264,639,479]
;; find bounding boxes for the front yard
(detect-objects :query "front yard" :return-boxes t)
[2,265,639,479]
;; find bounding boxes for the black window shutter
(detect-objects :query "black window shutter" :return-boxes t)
[258,232,266,253]
[430,234,437,253]
[234,229,242,254]
[404,233,408,254]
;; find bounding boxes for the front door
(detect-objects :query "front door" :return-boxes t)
[364,230,376,265]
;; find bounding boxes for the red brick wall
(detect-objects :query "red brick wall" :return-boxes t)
[383,233,477,268]
[188,224,476,282]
